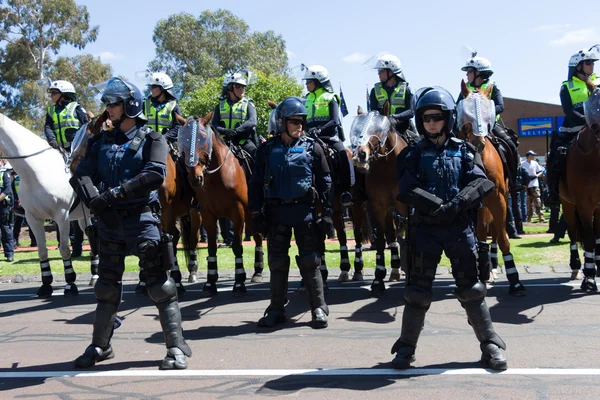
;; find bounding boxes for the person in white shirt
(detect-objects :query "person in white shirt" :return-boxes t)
[522,150,545,223]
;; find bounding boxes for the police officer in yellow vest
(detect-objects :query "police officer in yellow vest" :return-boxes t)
[45,80,89,151]
[547,46,600,205]
[368,54,417,140]
[212,69,258,163]
[143,72,182,145]
[303,64,353,207]
[456,53,519,186]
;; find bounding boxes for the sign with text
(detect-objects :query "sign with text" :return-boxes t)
[518,117,554,137]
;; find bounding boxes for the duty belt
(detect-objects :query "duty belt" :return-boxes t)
[115,205,153,217]
[266,193,314,206]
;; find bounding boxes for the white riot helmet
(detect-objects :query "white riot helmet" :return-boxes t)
[48,80,76,96]
[461,53,493,74]
[373,54,403,75]
[301,64,330,83]
[147,72,176,98]
[568,47,599,67]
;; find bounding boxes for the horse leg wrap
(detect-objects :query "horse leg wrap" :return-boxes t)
[503,254,519,284]
[254,246,264,274]
[595,239,600,270]
[490,243,498,270]
[90,254,99,277]
[234,256,247,294]
[40,258,53,285]
[354,245,364,272]
[188,249,198,274]
[61,258,74,283]
[390,242,401,269]
[583,251,596,278]
[375,253,386,281]
[340,245,350,272]
[206,256,218,283]
[570,243,582,271]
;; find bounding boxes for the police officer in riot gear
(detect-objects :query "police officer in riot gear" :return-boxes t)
[143,72,182,144]
[456,52,518,187]
[71,77,191,369]
[303,64,354,206]
[249,96,332,329]
[393,87,507,370]
[547,46,600,205]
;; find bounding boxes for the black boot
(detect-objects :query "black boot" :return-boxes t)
[298,255,329,329]
[74,344,115,368]
[462,297,507,370]
[156,299,192,370]
[390,304,426,369]
[74,301,118,368]
[258,262,289,328]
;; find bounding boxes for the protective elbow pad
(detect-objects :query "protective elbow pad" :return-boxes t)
[120,172,163,199]
[69,176,99,207]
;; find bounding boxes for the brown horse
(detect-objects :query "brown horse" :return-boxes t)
[560,79,600,292]
[180,114,264,296]
[351,104,408,297]
[457,80,526,296]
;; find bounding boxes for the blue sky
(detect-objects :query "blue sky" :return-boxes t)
[61,0,598,133]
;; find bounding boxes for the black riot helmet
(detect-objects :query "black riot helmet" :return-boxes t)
[414,86,456,138]
[274,96,307,134]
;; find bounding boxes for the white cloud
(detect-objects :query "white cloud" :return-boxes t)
[342,52,368,64]
[550,29,600,46]
[96,51,120,62]
[286,50,296,59]
[534,24,570,32]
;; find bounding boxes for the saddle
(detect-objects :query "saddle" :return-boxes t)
[488,134,515,190]
[229,142,254,182]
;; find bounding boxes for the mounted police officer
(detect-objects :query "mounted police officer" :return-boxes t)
[143,72,182,145]
[249,96,332,329]
[45,80,89,151]
[70,77,191,370]
[0,159,14,262]
[457,52,518,187]
[368,54,417,140]
[547,46,600,205]
[302,64,354,206]
[393,87,507,370]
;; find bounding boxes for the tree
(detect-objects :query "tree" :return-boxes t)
[150,9,289,95]
[0,0,99,128]
[180,70,303,139]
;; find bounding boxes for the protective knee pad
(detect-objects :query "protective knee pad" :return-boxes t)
[138,239,163,270]
[268,253,290,272]
[404,286,433,310]
[148,277,177,304]
[94,278,121,304]
[296,252,320,272]
[456,281,487,304]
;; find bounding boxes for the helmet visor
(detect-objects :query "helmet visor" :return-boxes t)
[350,111,391,147]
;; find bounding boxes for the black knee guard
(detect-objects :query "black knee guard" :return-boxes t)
[455,281,487,304]
[94,278,121,305]
[148,278,177,304]
[268,253,290,272]
[296,252,320,272]
[404,285,433,310]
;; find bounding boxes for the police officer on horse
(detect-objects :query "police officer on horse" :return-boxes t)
[71,77,191,369]
[143,72,182,145]
[302,64,354,206]
[547,46,600,205]
[45,80,89,151]
[393,87,507,370]
[249,96,332,329]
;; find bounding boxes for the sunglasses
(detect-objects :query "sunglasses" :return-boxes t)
[583,60,595,66]
[422,113,445,123]
[287,119,304,126]
[233,83,245,89]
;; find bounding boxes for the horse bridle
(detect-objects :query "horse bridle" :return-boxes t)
[195,125,232,175]
[2,146,53,160]
[366,133,398,163]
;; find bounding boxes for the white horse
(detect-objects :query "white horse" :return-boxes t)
[0,113,97,297]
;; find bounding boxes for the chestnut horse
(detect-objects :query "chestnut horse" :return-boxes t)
[180,114,264,296]
[560,79,600,292]
[351,105,408,297]
[457,80,526,296]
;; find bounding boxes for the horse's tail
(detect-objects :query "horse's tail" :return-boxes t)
[180,212,193,268]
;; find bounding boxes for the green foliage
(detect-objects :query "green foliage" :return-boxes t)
[150,9,289,95]
[0,0,100,129]
[180,70,303,138]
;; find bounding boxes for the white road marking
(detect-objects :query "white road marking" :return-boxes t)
[2,368,600,379]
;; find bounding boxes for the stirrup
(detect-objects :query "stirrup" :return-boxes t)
[340,191,353,207]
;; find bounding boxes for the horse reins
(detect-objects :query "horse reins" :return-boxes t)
[203,146,232,175]
[368,132,398,163]
[2,146,53,160]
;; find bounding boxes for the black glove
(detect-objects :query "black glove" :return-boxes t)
[432,201,459,224]
[251,212,268,237]
[223,129,236,141]
[89,190,115,214]
[316,210,333,238]
[48,139,60,150]
[308,127,321,137]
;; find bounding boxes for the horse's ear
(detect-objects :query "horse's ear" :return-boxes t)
[267,100,277,110]
[382,101,390,117]
[357,105,364,115]
[201,111,214,125]
[460,80,470,98]
[483,83,493,99]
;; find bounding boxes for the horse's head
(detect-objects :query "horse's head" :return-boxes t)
[456,80,496,153]
[584,79,600,135]
[178,112,214,188]
[350,103,393,170]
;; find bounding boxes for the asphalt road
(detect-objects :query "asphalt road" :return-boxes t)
[1,269,600,400]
